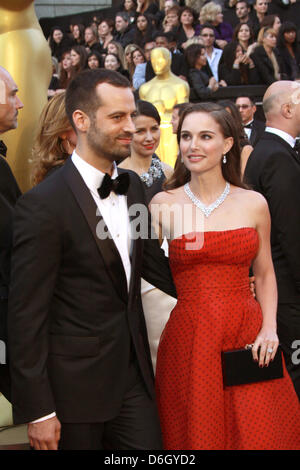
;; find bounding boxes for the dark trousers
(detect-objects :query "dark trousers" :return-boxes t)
[58,360,162,450]
[277,302,300,400]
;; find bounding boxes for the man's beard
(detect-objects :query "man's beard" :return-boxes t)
[87,121,132,162]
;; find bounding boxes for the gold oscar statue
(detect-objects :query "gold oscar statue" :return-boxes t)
[139,47,189,167]
[0,0,52,191]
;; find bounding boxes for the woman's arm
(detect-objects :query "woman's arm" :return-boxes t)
[251,194,279,367]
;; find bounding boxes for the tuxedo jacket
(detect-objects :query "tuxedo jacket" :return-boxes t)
[248,119,265,147]
[0,156,21,400]
[244,132,300,303]
[8,158,176,425]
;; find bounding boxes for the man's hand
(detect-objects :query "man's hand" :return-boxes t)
[28,416,61,450]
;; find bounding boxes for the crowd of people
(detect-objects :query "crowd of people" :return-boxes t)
[1,0,300,453]
[47,0,300,99]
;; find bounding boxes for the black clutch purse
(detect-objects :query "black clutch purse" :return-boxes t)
[221,345,284,387]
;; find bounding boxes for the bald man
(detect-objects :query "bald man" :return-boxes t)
[244,81,300,400]
[0,66,23,399]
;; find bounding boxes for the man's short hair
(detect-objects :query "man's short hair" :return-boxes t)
[65,69,130,130]
[236,95,255,106]
[153,31,170,42]
[200,23,215,34]
[115,11,130,23]
[236,0,249,6]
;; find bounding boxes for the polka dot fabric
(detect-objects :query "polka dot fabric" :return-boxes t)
[155,228,300,450]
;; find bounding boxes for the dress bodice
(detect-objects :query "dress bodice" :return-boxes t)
[169,227,258,299]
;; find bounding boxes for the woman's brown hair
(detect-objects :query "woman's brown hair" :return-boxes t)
[31,92,72,185]
[164,102,247,190]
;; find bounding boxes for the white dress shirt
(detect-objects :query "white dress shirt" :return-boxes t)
[265,127,296,148]
[31,150,132,424]
[205,47,223,81]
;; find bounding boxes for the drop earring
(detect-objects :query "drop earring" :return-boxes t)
[223,154,227,164]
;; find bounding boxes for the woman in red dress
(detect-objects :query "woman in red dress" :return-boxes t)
[150,102,300,450]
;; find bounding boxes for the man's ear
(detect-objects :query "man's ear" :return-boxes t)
[281,102,293,119]
[72,109,90,133]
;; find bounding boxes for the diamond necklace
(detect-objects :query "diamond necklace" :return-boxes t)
[184,181,230,217]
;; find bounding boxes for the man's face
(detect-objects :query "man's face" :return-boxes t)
[236,2,249,20]
[0,70,23,133]
[201,27,215,48]
[235,97,256,124]
[115,16,128,32]
[155,36,169,49]
[86,84,136,161]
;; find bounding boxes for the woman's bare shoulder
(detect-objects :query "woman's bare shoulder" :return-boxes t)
[232,186,268,210]
[149,187,182,206]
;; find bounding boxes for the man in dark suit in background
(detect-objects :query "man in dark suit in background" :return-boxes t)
[0,66,23,399]
[236,96,265,147]
[244,80,300,400]
[8,69,176,450]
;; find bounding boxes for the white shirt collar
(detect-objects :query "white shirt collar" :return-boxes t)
[71,150,118,196]
[265,127,296,148]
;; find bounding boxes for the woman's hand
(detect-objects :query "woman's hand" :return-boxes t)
[208,76,218,91]
[252,326,279,367]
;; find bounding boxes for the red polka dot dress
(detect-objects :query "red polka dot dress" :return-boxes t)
[155,228,300,450]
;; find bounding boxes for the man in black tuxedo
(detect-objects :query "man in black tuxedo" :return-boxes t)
[8,69,176,450]
[244,80,300,400]
[0,66,23,399]
[236,96,265,147]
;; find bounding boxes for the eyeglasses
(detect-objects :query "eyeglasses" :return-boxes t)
[237,104,251,109]
[201,34,215,37]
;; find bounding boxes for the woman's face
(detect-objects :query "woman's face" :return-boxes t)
[132,115,160,158]
[107,43,118,54]
[98,21,110,36]
[126,48,135,64]
[53,29,63,44]
[238,24,250,42]
[132,50,145,66]
[263,31,277,49]
[73,25,80,39]
[195,48,207,69]
[180,112,232,175]
[235,44,243,59]
[104,54,119,71]
[255,0,268,14]
[70,49,80,66]
[124,0,134,10]
[273,16,281,34]
[62,53,72,71]
[284,29,296,45]
[137,15,148,31]
[215,11,223,25]
[88,55,100,69]
[180,11,194,26]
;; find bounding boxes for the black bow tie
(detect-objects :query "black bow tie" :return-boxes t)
[294,139,300,153]
[98,172,130,199]
[0,140,7,158]
[243,123,253,129]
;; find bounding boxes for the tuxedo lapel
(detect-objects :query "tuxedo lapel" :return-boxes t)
[263,132,300,164]
[63,158,128,303]
[118,168,143,298]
